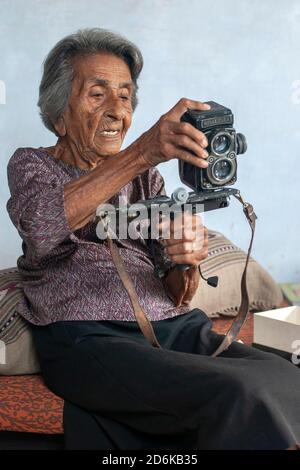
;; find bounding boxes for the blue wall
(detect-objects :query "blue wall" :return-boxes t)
[0,0,299,282]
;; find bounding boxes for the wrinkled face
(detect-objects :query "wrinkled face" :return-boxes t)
[56,53,134,162]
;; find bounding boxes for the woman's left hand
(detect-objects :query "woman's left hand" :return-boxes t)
[158,213,209,266]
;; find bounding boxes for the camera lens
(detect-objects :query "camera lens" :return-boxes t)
[212,159,232,181]
[212,134,231,154]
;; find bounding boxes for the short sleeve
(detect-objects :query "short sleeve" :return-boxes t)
[6,148,72,264]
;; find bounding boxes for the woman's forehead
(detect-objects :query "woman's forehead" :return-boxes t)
[72,53,132,87]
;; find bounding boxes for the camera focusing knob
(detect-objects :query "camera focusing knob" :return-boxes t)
[236,133,247,154]
[171,187,189,205]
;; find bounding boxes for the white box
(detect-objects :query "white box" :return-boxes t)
[253,306,300,354]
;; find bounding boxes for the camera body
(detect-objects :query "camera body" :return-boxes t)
[179,101,247,192]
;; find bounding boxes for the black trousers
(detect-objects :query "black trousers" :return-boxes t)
[31,308,300,450]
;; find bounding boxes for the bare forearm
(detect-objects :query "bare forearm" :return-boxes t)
[163,265,200,306]
[64,141,150,231]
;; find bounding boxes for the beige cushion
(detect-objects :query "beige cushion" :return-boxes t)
[0,268,40,375]
[189,230,283,317]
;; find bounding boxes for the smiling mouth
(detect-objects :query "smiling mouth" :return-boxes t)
[98,129,121,137]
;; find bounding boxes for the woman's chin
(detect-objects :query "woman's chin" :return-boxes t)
[93,141,122,159]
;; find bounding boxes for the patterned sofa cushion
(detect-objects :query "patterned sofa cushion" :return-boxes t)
[0,268,40,375]
[0,375,63,434]
[189,230,283,317]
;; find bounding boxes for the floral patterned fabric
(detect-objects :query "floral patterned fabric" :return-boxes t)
[0,375,63,434]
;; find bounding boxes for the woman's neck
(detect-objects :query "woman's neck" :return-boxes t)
[43,138,104,170]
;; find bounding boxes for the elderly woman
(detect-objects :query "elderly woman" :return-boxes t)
[6,28,300,450]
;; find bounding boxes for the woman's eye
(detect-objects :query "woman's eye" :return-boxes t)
[120,96,129,101]
[93,93,104,97]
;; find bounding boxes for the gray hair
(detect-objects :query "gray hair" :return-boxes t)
[38,28,143,136]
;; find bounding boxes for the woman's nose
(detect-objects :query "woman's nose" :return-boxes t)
[104,95,125,121]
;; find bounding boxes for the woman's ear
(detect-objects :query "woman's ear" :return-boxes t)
[54,117,66,137]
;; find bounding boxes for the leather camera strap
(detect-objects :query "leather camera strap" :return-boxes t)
[103,194,257,357]
[211,194,257,356]
[104,224,161,348]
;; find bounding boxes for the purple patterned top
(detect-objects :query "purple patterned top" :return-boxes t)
[6,147,190,325]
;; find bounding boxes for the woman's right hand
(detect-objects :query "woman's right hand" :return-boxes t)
[135,98,211,168]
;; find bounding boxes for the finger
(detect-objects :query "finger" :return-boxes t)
[163,232,208,249]
[171,134,209,160]
[165,98,211,122]
[159,226,200,243]
[159,217,205,240]
[167,144,209,168]
[157,212,205,232]
[165,227,206,243]
[167,248,209,266]
[156,139,209,168]
[159,215,203,231]
[164,238,208,255]
[169,121,208,148]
